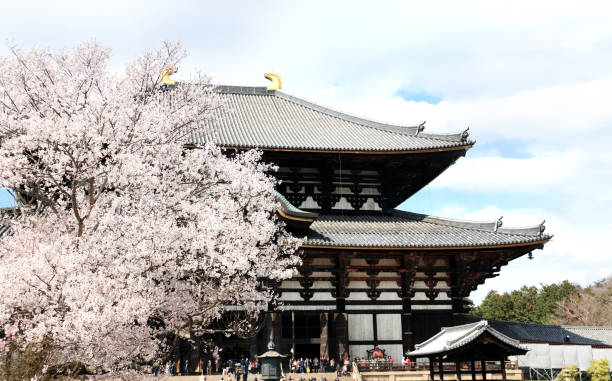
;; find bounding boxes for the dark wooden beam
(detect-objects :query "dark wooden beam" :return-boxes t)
[480,360,487,381]
[456,361,462,381]
[430,357,435,381]
[471,360,476,381]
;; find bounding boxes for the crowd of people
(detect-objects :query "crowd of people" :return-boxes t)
[288,356,347,374]
[152,353,414,376]
[354,356,413,372]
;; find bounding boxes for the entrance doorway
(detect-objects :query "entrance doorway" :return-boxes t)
[294,343,320,359]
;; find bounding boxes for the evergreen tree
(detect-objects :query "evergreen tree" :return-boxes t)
[471,281,579,323]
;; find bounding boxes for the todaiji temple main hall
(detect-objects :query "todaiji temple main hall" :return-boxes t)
[188,75,552,363]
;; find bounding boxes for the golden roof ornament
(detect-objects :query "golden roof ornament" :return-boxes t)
[159,66,178,86]
[264,72,282,91]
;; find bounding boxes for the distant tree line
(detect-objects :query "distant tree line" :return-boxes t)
[470,276,611,325]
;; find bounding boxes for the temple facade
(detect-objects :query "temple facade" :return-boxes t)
[188,85,551,363]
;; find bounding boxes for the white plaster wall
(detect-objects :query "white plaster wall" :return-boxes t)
[310,258,333,266]
[299,196,320,209]
[280,292,302,301]
[310,292,335,301]
[377,292,401,301]
[312,280,333,289]
[411,292,450,301]
[376,314,402,341]
[346,305,402,310]
[347,292,370,301]
[361,198,382,211]
[348,314,374,341]
[281,280,301,288]
[348,281,368,288]
[411,305,451,310]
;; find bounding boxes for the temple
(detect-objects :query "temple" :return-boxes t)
[186,84,551,363]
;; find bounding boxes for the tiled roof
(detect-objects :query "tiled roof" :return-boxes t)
[301,210,549,249]
[408,320,527,357]
[187,86,472,152]
[461,316,612,346]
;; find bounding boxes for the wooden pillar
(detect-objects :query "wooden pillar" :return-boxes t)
[336,253,347,312]
[429,357,435,381]
[455,361,462,381]
[439,358,444,381]
[480,360,487,381]
[332,253,348,360]
[500,359,507,381]
[449,256,462,325]
[401,254,416,352]
[291,312,296,359]
[470,360,476,381]
[320,312,330,359]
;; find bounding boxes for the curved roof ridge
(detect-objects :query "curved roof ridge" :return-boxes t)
[392,210,547,237]
[497,221,546,236]
[392,209,501,232]
[414,321,486,349]
[274,190,319,219]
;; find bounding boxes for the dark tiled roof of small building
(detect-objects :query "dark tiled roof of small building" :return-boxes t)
[302,210,549,249]
[461,316,612,346]
[187,86,472,152]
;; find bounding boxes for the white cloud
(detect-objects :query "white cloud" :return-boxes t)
[322,77,612,145]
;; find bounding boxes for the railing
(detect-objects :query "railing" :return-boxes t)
[355,360,518,373]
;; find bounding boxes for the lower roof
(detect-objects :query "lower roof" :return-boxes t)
[299,210,550,250]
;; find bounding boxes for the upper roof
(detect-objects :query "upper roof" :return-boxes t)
[461,316,612,346]
[187,86,472,153]
[301,210,550,249]
[408,320,527,357]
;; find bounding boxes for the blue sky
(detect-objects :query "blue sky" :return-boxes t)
[1,1,611,303]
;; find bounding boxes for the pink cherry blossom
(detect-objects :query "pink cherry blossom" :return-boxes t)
[0,41,301,375]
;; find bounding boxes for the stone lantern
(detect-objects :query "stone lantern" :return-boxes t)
[257,341,286,381]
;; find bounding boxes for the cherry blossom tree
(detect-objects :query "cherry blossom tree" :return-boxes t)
[0,41,300,377]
